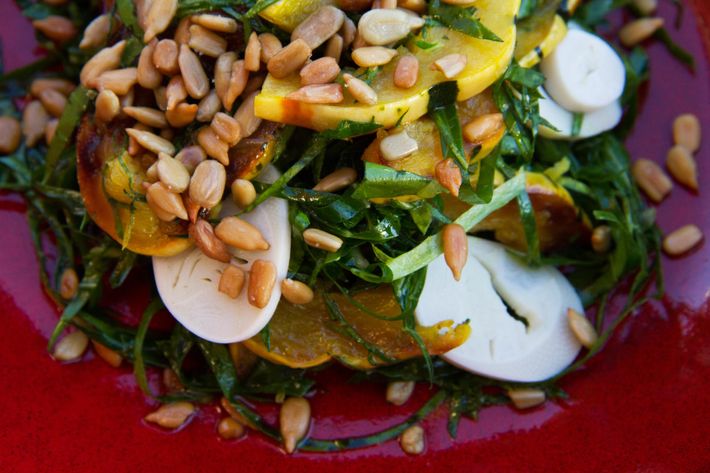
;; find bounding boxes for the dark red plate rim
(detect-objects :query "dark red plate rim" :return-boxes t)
[1,2,709,472]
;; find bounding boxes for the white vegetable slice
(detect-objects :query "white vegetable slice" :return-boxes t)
[540,28,626,113]
[152,166,290,344]
[415,237,582,382]
[538,87,622,140]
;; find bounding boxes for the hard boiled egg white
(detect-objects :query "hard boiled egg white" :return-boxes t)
[540,28,626,113]
[538,87,622,140]
[415,237,583,382]
[152,166,290,344]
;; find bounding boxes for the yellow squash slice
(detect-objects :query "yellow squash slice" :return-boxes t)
[243,286,471,369]
[255,0,520,130]
[76,117,191,257]
[362,90,503,178]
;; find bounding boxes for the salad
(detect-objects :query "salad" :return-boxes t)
[0,0,704,455]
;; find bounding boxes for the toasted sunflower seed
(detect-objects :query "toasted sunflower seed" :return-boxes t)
[197,127,229,165]
[279,397,311,454]
[386,381,415,406]
[287,84,343,104]
[215,217,270,251]
[80,40,126,88]
[190,219,232,262]
[281,279,315,305]
[188,24,228,57]
[442,223,468,281]
[224,60,249,110]
[619,17,664,47]
[259,33,283,63]
[126,128,176,156]
[38,88,67,118]
[144,401,195,429]
[432,53,467,79]
[165,102,198,128]
[672,113,702,153]
[30,78,75,98]
[191,14,238,33]
[219,265,246,299]
[147,182,188,221]
[231,179,257,207]
[153,39,180,75]
[663,224,704,256]
[508,388,546,410]
[400,425,425,455]
[22,100,50,148]
[166,75,188,111]
[95,67,138,96]
[144,0,178,43]
[300,57,341,86]
[313,167,357,193]
[32,16,77,43]
[666,145,698,190]
[291,6,345,49]
[53,331,89,362]
[380,130,418,161]
[0,117,21,154]
[157,152,190,193]
[137,40,163,89]
[211,112,243,146]
[267,39,312,80]
[179,45,210,99]
[197,90,222,123]
[176,145,207,173]
[79,14,114,50]
[343,73,377,105]
[217,417,245,440]
[234,92,262,138]
[245,32,262,72]
[352,46,398,68]
[189,160,227,209]
[123,106,168,128]
[248,260,277,309]
[303,228,343,252]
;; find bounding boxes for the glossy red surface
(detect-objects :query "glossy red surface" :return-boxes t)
[1,2,710,472]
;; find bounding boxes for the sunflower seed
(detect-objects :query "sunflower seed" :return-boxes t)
[179,45,209,99]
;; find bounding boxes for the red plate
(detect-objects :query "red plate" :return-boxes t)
[1,2,709,472]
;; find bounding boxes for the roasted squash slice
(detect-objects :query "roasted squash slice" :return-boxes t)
[76,117,191,257]
[443,172,590,252]
[255,0,520,130]
[243,286,470,369]
[362,90,503,178]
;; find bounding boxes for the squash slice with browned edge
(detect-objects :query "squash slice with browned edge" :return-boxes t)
[443,172,591,252]
[255,0,520,130]
[77,117,191,257]
[243,286,471,369]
